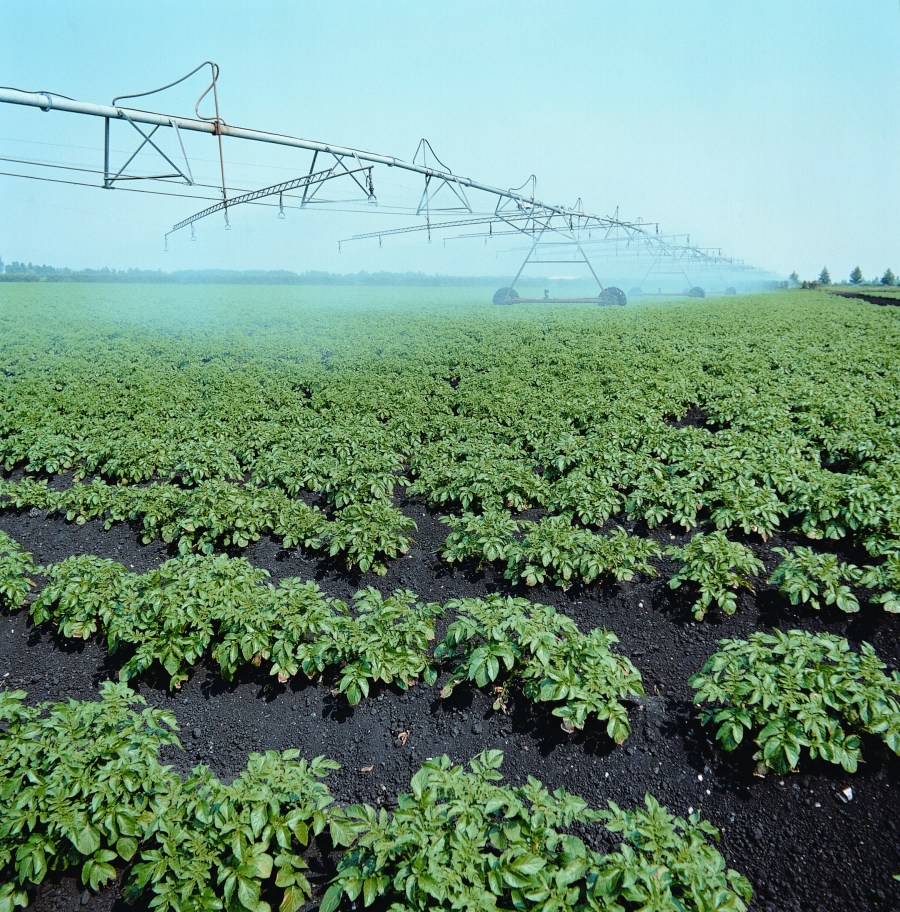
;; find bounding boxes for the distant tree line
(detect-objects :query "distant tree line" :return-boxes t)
[789,266,898,290]
[0,261,548,286]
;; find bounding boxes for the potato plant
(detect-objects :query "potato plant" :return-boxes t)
[3,289,899,597]
[250,427,403,507]
[30,550,646,731]
[0,684,343,912]
[326,499,416,575]
[30,553,443,698]
[0,477,412,575]
[690,630,900,773]
[505,516,616,588]
[325,587,442,704]
[441,511,660,589]
[859,546,900,613]
[129,751,340,912]
[769,546,861,613]
[409,436,549,511]
[625,468,707,530]
[211,577,334,683]
[440,508,518,566]
[30,554,130,639]
[32,553,275,688]
[708,476,788,539]
[0,477,54,512]
[0,683,181,908]
[2,280,899,912]
[0,530,35,611]
[547,467,623,527]
[323,750,752,912]
[667,531,764,620]
[435,596,643,742]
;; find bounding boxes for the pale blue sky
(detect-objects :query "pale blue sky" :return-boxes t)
[1,1,898,282]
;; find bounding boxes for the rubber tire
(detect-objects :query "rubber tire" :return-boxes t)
[598,286,627,306]
[493,287,519,305]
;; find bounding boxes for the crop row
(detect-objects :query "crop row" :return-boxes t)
[2,532,897,776]
[0,477,412,574]
[2,476,898,614]
[7,419,898,549]
[409,423,900,550]
[0,682,756,912]
[3,438,899,576]
[8,418,899,549]
[0,532,642,738]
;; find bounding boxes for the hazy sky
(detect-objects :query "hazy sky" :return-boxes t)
[1,1,898,282]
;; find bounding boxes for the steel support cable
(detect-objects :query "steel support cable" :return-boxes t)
[109,63,217,109]
[0,170,224,200]
[0,170,425,221]
[0,170,434,222]
[0,155,264,195]
[0,136,106,151]
[0,157,423,211]
[0,155,114,175]
[0,155,222,187]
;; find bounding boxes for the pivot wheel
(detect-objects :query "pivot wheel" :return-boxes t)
[492,287,519,305]
[598,286,627,306]
[688,286,706,298]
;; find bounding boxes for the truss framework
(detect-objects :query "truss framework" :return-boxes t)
[164,166,371,247]
[0,62,759,288]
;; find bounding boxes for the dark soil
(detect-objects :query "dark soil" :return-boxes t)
[831,291,900,307]
[1,498,898,912]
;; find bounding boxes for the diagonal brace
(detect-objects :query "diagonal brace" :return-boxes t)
[105,112,193,186]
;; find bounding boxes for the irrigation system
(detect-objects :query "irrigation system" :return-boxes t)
[0,63,762,303]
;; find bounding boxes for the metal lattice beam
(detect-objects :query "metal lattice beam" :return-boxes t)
[165,166,370,241]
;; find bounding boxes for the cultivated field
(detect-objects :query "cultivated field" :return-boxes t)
[0,284,898,912]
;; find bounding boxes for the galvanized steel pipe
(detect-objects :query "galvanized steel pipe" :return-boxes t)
[0,87,588,219]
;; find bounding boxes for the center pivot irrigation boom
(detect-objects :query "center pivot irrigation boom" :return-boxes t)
[0,63,753,303]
